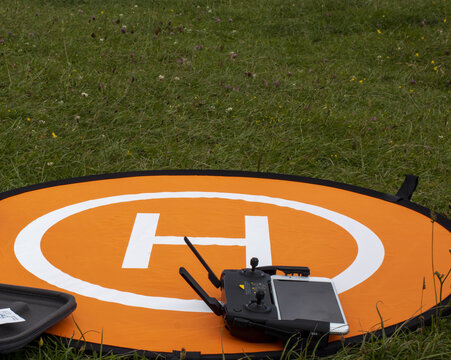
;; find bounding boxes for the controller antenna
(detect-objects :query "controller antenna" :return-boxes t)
[183,236,221,288]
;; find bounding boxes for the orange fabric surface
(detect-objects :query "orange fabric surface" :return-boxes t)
[0,175,449,354]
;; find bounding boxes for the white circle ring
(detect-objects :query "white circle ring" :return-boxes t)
[15,191,384,313]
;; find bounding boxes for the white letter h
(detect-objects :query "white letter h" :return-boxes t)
[122,214,272,269]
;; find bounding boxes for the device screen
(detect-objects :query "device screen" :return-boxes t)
[273,279,344,323]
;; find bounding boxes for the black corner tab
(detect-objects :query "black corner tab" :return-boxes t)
[395,174,419,201]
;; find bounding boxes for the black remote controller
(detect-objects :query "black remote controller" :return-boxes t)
[179,237,329,346]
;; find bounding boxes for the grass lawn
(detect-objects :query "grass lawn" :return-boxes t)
[0,0,449,359]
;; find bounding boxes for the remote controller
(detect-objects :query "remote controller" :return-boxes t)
[179,237,331,346]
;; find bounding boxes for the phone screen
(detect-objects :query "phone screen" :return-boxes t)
[272,279,344,323]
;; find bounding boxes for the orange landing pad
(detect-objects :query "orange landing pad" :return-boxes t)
[0,171,449,358]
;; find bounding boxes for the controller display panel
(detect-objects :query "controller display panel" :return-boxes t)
[272,278,345,324]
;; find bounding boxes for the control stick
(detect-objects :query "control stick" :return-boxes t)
[255,289,265,305]
[251,257,259,272]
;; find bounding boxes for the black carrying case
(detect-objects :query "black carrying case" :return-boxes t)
[0,283,76,353]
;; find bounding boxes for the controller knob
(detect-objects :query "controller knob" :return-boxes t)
[256,289,265,305]
[245,289,271,313]
[250,257,259,271]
